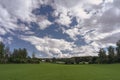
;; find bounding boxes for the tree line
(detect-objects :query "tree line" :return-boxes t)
[62,40,120,64]
[0,40,120,64]
[97,40,120,64]
[0,42,40,64]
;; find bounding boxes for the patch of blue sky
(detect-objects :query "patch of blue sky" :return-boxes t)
[32,5,56,22]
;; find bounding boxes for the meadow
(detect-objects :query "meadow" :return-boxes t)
[0,63,120,80]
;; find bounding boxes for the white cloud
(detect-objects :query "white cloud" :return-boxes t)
[0,0,34,21]
[38,19,52,30]
[21,36,75,58]
[88,0,103,5]
[55,13,71,26]
[52,0,104,28]
[21,35,100,57]
[52,0,120,56]
[0,27,7,35]
[71,6,92,19]
[0,36,13,44]
[0,0,53,35]
[71,45,98,57]
[65,27,80,40]
[6,37,13,44]
[0,0,35,35]
[0,0,120,58]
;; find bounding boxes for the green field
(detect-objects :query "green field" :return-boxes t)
[0,63,120,80]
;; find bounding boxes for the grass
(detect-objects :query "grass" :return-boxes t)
[0,63,120,80]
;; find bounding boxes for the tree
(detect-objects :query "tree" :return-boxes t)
[0,42,5,63]
[65,58,75,64]
[18,48,28,59]
[52,57,56,63]
[116,40,120,62]
[11,48,28,63]
[116,40,120,47]
[108,46,115,63]
[98,48,107,64]
[22,48,28,59]
[32,52,35,59]
[4,46,11,63]
[89,56,98,64]
[0,41,41,64]
[74,57,80,64]
[0,42,5,58]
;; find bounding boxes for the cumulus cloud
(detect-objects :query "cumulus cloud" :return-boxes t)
[0,0,34,35]
[21,36,75,57]
[20,35,99,57]
[53,0,103,25]
[65,27,80,40]
[0,0,35,21]
[55,13,71,26]
[38,19,52,30]
[0,0,53,35]
[82,0,120,47]
[0,0,120,58]
[52,0,120,56]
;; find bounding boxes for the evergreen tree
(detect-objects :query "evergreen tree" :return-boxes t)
[74,57,80,64]
[4,46,11,63]
[98,48,107,64]
[0,42,5,58]
[0,42,5,63]
[23,48,28,59]
[108,46,115,63]
[11,48,28,63]
[32,52,35,59]
[52,57,56,63]
[116,40,120,62]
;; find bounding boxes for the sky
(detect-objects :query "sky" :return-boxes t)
[0,0,120,58]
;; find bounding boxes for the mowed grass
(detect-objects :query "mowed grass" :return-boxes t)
[0,63,120,80]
